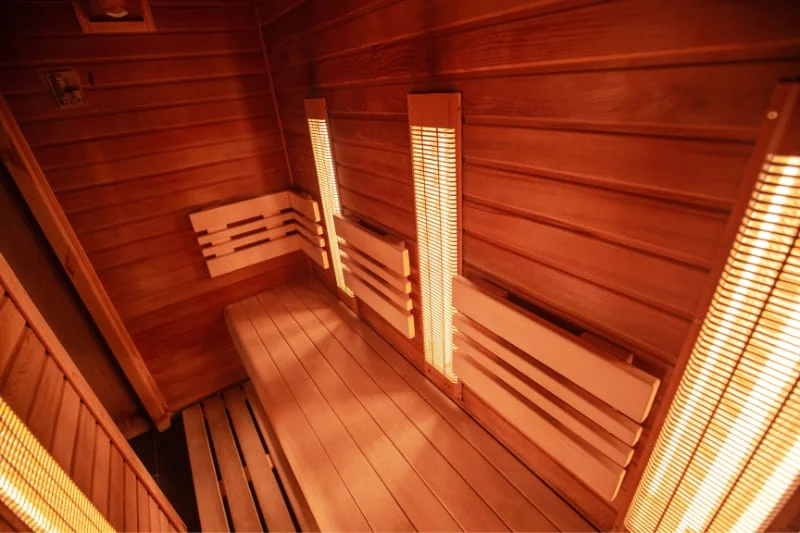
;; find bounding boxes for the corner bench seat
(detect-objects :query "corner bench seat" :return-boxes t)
[223,279,594,532]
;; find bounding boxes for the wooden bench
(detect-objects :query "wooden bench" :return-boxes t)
[452,276,661,502]
[182,382,298,533]
[190,190,329,278]
[222,278,594,532]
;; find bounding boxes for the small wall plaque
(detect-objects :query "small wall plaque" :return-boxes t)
[42,69,88,109]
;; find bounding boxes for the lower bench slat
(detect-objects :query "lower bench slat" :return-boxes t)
[183,405,228,532]
[203,397,262,532]
[223,387,295,533]
[183,384,302,532]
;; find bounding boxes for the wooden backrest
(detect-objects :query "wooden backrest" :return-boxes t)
[190,190,329,277]
[0,253,185,532]
[334,214,415,338]
[452,276,660,503]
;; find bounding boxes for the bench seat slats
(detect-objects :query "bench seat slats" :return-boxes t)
[245,295,411,531]
[295,280,593,533]
[268,287,461,532]
[225,280,593,532]
[227,302,370,532]
[191,190,330,278]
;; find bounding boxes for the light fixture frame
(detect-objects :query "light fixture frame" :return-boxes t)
[620,82,800,531]
[304,98,352,299]
[407,92,463,388]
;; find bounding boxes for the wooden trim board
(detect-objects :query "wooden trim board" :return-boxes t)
[288,190,321,222]
[342,260,412,310]
[0,96,170,430]
[207,234,302,278]
[339,243,411,293]
[189,191,290,233]
[408,93,462,129]
[304,98,328,121]
[190,189,329,277]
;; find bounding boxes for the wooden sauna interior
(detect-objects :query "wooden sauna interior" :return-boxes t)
[1,0,799,531]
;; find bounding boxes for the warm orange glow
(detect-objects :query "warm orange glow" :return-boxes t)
[307,117,352,297]
[626,154,800,532]
[0,397,113,532]
[410,123,459,382]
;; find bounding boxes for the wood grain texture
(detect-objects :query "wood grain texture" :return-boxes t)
[0,170,144,434]
[0,0,296,411]
[453,277,660,424]
[182,405,228,533]
[226,281,596,531]
[261,0,800,525]
[223,387,296,533]
[0,252,187,531]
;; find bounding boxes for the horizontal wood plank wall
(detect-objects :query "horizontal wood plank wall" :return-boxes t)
[0,0,309,410]
[259,0,800,527]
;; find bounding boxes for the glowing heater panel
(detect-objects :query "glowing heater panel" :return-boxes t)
[626,84,800,532]
[408,93,462,382]
[305,98,351,297]
[0,397,113,532]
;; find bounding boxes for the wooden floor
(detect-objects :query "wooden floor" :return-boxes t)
[225,278,594,532]
[182,383,297,532]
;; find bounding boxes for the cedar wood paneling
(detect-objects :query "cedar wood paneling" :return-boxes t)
[0,0,309,411]
[258,0,800,527]
[1,168,144,433]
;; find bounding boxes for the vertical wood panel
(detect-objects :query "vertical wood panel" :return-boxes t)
[91,431,112,516]
[124,464,139,532]
[0,296,25,380]
[1,329,47,420]
[71,403,97,495]
[137,480,150,532]
[51,383,81,472]
[107,446,126,532]
[26,357,64,448]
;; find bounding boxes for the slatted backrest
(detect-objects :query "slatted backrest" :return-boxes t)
[334,214,415,338]
[190,190,329,277]
[452,276,660,503]
[0,253,185,532]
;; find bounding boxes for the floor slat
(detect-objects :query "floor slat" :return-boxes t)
[183,405,228,533]
[222,387,295,533]
[203,396,261,532]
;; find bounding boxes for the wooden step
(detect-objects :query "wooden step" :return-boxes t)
[183,383,297,533]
